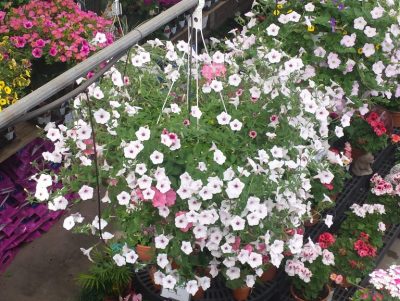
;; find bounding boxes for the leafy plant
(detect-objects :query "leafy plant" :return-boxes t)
[344,114,388,154]
[78,247,133,300]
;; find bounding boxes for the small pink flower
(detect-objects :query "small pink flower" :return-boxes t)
[236,89,243,96]
[249,130,257,139]
[244,244,253,253]
[35,39,46,48]
[0,11,6,22]
[32,47,43,58]
[23,21,33,29]
[49,47,58,57]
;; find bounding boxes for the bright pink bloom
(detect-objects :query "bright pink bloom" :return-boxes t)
[32,47,43,58]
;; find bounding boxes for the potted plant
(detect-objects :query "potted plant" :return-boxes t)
[34,5,357,298]
[366,171,400,225]
[331,204,385,286]
[287,232,336,301]
[254,0,400,110]
[222,266,253,301]
[343,112,389,175]
[350,265,400,301]
[78,247,134,301]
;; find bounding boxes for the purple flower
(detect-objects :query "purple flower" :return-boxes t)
[330,17,336,32]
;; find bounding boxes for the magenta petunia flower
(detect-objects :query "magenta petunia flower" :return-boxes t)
[35,39,46,48]
[32,47,43,58]
[49,47,58,57]
[23,20,33,29]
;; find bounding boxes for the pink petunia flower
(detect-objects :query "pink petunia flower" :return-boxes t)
[32,47,43,58]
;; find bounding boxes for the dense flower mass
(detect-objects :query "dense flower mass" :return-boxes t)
[28,0,399,298]
[369,265,400,299]
[0,0,113,64]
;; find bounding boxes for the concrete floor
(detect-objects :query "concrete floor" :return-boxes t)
[0,199,98,301]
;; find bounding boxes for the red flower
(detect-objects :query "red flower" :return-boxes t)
[392,134,400,143]
[323,183,334,190]
[318,232,335,249]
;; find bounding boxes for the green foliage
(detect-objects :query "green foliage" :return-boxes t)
[344,115,388,154]
[332,210,384,284]
[292,257,331,301]
[77,247,133,299]
[0,0,29,10]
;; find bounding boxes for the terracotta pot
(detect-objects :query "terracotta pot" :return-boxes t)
[329,193,339,202]
[232,286,251,301]
[338,276,352,288]
[171,260,181,270]
[290,284,331,301]
[136,244,154,262]
[149,265,162,291]
[390,110,400,128]
[351,147,366,161]
[192,287,205,300]
[260,266,277,282]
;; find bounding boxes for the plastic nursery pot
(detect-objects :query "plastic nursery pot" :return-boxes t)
[260,265,278,283]
[290,284,331,301]
[232,286,251,301]
[136,244,154,262]
[192,287,205,300]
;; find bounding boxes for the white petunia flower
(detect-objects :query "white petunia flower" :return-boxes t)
[117,191,130,205]
[162,275,177,290]
[230,215,246,231]
[157,253,169,268]
[229,119,243,131]
[113,254,126,266]
[135,127,151,141]
[79,185,94,200]
[216,112,232,125]
[181,241,193,255]
[94,109,110,124]
[226,178,245,199]
[150,151,164,164]
[155,234,170,249]
[266,23,280,36]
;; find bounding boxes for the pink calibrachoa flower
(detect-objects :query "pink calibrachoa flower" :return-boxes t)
[49,47,58,57]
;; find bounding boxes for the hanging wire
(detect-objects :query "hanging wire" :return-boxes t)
[84,91,106,245]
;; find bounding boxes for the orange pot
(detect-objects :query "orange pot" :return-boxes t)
[192,287,205,300]
[232,286,251,301]
[352,147,366,161]
[290,284,331,301]
[390,110,400,128]
[338,276,352,288]
[136,244,154,262]
[260,266,277,282]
